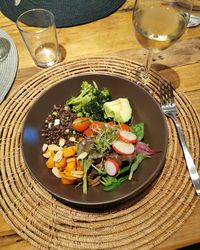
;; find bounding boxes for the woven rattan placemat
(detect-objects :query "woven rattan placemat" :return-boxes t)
[0,57,199,250]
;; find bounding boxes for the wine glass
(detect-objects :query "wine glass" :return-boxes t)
[133,0,193,83]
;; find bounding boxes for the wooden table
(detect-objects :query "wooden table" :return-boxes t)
[0,1,200,249]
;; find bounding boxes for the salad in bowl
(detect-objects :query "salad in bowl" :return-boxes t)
[41,81,160,194]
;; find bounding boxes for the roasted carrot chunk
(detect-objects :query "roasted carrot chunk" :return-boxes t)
[63,146,76,158]
[76,160,83,171]
[46,152,55,168]
[61,178,75,185]
[55,157,67,168]
[60,171,77,180]
[66,160,76,172]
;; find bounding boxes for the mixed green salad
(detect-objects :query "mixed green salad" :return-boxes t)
[42,81,159,194]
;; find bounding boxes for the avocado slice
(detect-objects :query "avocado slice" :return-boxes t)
[103,98,132,123]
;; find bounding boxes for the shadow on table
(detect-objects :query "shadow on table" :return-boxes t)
[152,63,181,89]
[178,243,200,250]
[58,44,67,62]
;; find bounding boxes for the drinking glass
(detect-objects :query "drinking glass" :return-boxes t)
[16,9,60,68]
[133,0,193,81]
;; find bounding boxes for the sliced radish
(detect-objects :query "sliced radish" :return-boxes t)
[104,159,119,176]
[118,130,137,144]
[112,140,135,155]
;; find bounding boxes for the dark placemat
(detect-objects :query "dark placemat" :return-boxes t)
[0,0,126,27]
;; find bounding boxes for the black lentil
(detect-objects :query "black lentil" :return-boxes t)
[41,105,83,147]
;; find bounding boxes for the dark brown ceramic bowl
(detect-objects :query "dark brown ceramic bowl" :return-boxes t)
[21,74,168,209]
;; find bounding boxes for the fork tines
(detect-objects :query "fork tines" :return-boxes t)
[160,80,175,107]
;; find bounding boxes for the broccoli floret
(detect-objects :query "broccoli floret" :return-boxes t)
[66,81,97,116]
[66,81,95,106]
[101,88,110,102]
[84,99,104,121]
[84,89,111,121]
[66,81,111,120]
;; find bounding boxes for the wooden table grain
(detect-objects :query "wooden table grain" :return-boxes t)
[0,1,200,249]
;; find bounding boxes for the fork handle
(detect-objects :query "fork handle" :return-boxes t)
[172,117,200,196]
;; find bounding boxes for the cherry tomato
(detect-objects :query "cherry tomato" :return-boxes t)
[117,123,130,131]
[107,121,114,127]
[83,128,93,137]
[90,121,104,133]
[72,117,91,132]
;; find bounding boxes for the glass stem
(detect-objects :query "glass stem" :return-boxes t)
[145,49,153,73]
[136,49,154,85]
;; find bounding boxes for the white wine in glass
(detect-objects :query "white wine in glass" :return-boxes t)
[133,0,193,81]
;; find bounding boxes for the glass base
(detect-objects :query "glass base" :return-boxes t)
[137,66,149,80]
[187,15,200,28]
[36,58,58,68]
[136,66,153,94]
[34,48,61,68]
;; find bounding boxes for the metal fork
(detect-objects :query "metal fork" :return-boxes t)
[160,81,200,196]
